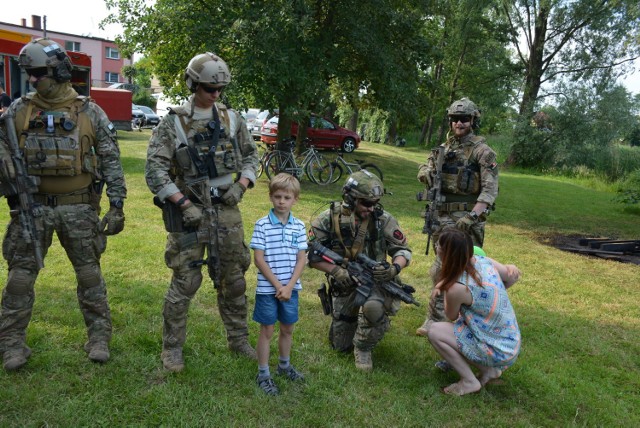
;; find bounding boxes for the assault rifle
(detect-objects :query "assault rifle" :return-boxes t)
[309,241,419,307]
[417,145,445,255]
[0,114,44,270]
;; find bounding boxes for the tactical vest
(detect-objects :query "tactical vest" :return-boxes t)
[171,103,243,187]
[14,97,98,194]
[440,135,483,196]
[329,202,386,263]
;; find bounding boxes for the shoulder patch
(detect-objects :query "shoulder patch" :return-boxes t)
[308,228,316,241]
[393,230,405,241]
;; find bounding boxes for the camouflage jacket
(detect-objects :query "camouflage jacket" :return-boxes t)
[145,98,258,202]
[418,133,498,205]
[0,91,126,200]
[308,202,412,265]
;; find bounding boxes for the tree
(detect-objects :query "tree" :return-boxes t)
[104,0,430,151]
[501,0,640,118]
[416,0,519,146]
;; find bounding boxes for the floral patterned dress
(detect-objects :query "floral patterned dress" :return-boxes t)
[454,256,521,370]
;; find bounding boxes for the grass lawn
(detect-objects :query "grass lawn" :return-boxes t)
[0,131,638,427]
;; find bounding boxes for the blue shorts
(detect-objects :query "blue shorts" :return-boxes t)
[253,291,299,325]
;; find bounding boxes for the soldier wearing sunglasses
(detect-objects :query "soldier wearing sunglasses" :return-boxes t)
[308,170,411,371]
[145,52,259,372]
[415,98,499,352]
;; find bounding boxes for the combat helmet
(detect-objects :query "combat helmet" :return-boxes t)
[342,170,384,208]
[447,97,481,128]
[18,38,73,82]
[184,52,231,92]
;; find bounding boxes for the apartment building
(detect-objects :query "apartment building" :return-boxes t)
[0,15,132,88]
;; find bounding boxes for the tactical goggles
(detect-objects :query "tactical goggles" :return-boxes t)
[450,115,471,124]
[358,199,379,208]
[26,68,49,78]
[200,84,225,94]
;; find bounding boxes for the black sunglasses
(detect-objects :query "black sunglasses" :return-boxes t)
[359,199,379,208]
[200,84,225,94]
[450,115,471,124]
[27,68,49,78]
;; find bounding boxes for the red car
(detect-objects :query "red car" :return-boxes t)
[261,115,360,153]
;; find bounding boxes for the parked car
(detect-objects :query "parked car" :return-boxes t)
[135,104,160,127]
[250,110,275,141]
[131,104,146,130]
[243,108,260,133]
[260,115,361,153]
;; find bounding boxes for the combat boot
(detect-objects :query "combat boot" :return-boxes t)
[228,339,257,360]
[84,341,110,363]
[354,347,373,371]
[416,318,431,337]
[161,348,185,372]
[3,346,32,371]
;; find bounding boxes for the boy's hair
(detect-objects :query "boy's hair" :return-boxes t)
[269,173,300,198]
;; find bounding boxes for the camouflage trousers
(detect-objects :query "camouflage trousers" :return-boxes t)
[0,204,111,352]
[162,202,251,350]
[329,286,399,352]
[424,211,485,330]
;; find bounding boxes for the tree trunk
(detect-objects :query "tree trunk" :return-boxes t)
[518,4,550,117]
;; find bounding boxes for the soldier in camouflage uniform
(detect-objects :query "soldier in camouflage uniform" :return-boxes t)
[416,98,499,338]
[308,170,411,371]
[0,39,127,371]
[145,52,259,372]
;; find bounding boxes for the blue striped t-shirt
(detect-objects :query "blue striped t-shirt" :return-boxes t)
[250,209,307,295]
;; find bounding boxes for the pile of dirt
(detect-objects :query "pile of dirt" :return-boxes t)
[538,234,640,265]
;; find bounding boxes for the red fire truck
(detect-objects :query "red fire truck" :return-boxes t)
[1,28,132,130]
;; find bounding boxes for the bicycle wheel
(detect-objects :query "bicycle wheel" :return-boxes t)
[265,151,292,180]
[329,161,344,184]
[360,163,384,182]
[306,153,333,185]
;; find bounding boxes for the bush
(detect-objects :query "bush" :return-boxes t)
[613,169,640,206]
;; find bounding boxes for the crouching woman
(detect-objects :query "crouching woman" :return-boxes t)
[427,228,521,396]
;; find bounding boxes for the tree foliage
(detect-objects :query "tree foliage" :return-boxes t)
[104,0,430,150]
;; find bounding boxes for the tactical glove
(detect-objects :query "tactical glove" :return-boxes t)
[222,182,247,206]
[417,168,433,187]
[100,207,125,236]
[330,266,354,290]
[372,263,400,282]
[455,212,478,232]
[180,202,203,227]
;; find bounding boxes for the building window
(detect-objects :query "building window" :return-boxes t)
[105,47,120,60]
[105,72,119,83]
[65,41,81,52]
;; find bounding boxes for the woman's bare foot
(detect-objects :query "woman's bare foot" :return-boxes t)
[442,378,482,396]
[478,367,503,386]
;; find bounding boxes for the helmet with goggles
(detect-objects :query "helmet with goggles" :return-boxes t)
[184,52,231,93]
[18,38,73,82]
[342,170,384,207]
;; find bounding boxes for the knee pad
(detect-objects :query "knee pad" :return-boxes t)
[222,277,246,300]
[6,268,36,295]
[362,299,385,324]
[76,264,102,289]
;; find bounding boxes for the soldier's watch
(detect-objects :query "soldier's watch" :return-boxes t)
[110,199,124,209]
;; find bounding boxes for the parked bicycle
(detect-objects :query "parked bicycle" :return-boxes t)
[327,148,383,184]
[256,142,274,179]
[264,138,334,185]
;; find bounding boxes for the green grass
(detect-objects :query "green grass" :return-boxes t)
[1,131,639,427]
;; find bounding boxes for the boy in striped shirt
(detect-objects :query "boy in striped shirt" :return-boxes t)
[250,173,307,395]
